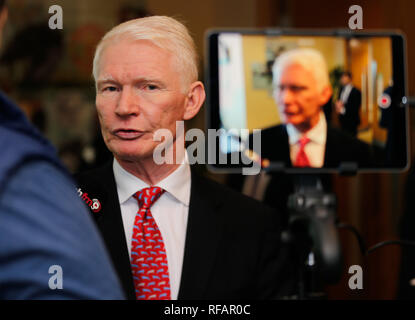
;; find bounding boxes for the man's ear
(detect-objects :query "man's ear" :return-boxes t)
[320,85,333,105]
[183,81,206,121]
[0,7,8,32]
[0,7,8,48]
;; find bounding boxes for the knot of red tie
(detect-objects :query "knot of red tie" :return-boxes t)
[133,186,165,210]
[294,135,311,167]
[298,136,311,148]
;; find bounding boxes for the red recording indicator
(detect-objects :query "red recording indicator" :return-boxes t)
[378,93,391,109]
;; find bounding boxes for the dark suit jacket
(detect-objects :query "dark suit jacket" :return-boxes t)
[398,158,415,299]
[75,161,294,300]
[258,124,373,169]
[338,86,362,132]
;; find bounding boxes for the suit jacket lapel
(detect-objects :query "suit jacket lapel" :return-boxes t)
[264,125,292,167]
[324,127,335,167]
[83,162,136,300]
[177,170,225,299]
[282,125,293,167]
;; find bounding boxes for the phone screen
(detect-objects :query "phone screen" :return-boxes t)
[205,30,408,174]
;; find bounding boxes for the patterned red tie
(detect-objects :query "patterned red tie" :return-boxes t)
[294,136,311,167]
[130,186,171,300]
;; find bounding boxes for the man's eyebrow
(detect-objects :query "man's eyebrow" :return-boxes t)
[97,75,116,83]
[132,77,164,84]
[277,84,307,89]
[96,78,119,91]
[97,76,164,84]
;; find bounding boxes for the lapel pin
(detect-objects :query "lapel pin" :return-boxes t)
[77,188,102,213]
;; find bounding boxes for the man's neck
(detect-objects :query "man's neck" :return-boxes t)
[115,143,186,186]
[116,158,181,186]
[294,113,321,134]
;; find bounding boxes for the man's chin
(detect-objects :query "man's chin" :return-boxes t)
[286,117,303,126]
[111,147,154,164]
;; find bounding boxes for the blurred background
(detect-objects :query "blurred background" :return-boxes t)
[2,0,415,299]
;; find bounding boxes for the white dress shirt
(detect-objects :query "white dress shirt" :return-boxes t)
[286,111,327,167]
[340,84,353,103]
[113,154,191,300]
[339,84,353,115]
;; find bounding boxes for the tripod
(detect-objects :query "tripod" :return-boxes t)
[283,175,343,299]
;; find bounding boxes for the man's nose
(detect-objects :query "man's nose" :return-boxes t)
[115,87,139,117]
[276,88,294,106]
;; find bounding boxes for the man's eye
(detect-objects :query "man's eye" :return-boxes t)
[103,86,118,92]
[146,84,158,90]
[274,85,287,93]
[276,85,306,92]
[291,86,306,92]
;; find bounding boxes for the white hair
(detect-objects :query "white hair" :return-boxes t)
[92,16,198,92]
[272,48,330,91]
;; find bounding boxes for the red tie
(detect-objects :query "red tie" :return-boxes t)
[130,187,171,300]
[294,136,311,167]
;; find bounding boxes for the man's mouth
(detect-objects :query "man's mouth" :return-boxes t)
[284,111,299,117]
[113,129,145,140]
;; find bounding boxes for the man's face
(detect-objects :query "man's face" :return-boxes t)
[274,64,329,132]
[95,39,188,163]
[340,74,351,86]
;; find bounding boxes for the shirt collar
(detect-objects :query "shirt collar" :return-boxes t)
[344,84,352,91]
[113,151,191,207]
[286,111,327,146]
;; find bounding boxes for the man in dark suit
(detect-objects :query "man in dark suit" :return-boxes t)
[259,124,373,169]
[76,16,294,300]
[258,48,372,169]
[335,71,362,138]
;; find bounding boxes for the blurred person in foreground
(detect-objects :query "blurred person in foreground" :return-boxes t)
[0,0,124,299]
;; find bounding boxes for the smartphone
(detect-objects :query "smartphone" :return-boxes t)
[205,29,408,174]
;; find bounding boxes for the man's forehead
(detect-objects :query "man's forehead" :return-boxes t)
[97,74,115,82]
[276,64,314,83]
[95,37,189,91]
[102,37,169,56]
[281,63,310,74]
[96,72,163,85]
[97,47,172,81]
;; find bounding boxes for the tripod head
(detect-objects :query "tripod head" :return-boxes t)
[283,175,343,297]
